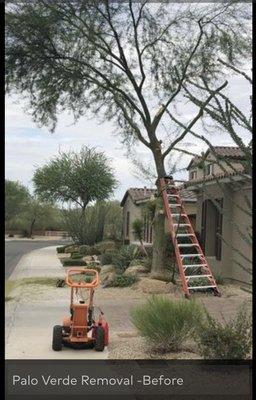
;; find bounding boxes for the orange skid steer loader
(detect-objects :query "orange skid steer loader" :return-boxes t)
[52,268,109,351]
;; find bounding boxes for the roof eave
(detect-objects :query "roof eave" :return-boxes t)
[186,173,251,190]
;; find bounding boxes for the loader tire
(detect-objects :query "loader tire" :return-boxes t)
[52,325,63,351]
[94,326,105,351]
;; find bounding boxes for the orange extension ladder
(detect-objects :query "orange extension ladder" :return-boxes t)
[159,177,221,298]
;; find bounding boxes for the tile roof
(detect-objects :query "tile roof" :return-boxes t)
[211,146,246,158]
[120,186,196,206]
[187,146,246,169]
[184,166,250,187]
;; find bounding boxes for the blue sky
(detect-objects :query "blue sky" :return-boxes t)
[5,71,251,201]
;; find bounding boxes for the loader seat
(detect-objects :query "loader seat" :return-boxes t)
[71,304,88,336]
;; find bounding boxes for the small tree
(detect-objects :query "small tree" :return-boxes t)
[5,180,30,227]
[33,146,118,213]
[103,200,123,241]
[62,201,109,245]
[132,218,147,256]
[24,199,60,238]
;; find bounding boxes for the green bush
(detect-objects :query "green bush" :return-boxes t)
[214,271,225,285]
[196,306,252,359]
[57,245,68,254]
[78,245,101,256]
[64,244,80,254]
[71,252,83,259]
[112,245,141,272]
[131,296,203,353]
[62,258,87,267]
[100,250,115,265]
[79,245,91,255]
[109,274,137,287]
[129,258,145,267]
[86,263,101,272]
[94,240,117,254]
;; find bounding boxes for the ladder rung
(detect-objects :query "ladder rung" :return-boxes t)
[181,254,203,258]
[169,204,181,207]
[174,223,190,227]
[177,233,195,237]
[188,285,217,290]
[168,195,179,198]
[186,274,212,279]
[178,244,199,247]
[184,264,207,268]
[172,214,187,217]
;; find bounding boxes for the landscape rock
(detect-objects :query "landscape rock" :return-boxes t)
[100,265,117,287]
[83,255,94,262]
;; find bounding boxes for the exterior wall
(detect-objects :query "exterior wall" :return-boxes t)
[195,182,252,283]
[122,196,197,244]
[188,152,244,182]
[231,186,252,283]
[122,194,142,243]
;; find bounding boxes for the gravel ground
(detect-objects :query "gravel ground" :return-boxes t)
[7,278,252,359]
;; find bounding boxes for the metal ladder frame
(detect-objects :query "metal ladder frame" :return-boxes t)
[159,178,221,298]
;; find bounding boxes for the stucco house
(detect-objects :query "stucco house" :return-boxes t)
[120,186,197,245]
[120,146,251,284]
[185,146,252,284]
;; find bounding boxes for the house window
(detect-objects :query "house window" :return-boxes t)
[190,170,197,180]
[126,211,130,237]
[205,163,214,176]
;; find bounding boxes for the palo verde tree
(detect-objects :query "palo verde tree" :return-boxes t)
[33,146,117,213]
[6,0,252,277]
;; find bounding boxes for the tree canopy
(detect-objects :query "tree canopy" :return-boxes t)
[5,0,251,176]
[33,146,118,210]
[5,179,31,222]
[5,180,64,235]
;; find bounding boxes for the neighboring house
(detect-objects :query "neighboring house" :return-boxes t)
[186,146,252,284]
[120,186,197,245]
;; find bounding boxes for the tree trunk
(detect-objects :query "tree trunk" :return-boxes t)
[139,239,148,256]
[150,148,170,280]
[29,218,36,238]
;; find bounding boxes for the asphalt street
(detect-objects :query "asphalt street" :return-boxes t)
[5,240,70,279]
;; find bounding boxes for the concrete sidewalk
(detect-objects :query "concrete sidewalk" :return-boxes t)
[5,246,108,359]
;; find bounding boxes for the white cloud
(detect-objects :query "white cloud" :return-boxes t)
[5,68,251,201]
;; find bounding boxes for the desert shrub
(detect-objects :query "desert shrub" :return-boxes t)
[131,297,203,353]
[62,202,109,245]
[129,258,144,267]
[71,252,83,259]
[100,250,115,265]
[79,245,91,255]
[62,258,87,267]
[196,306,252,359]
[57,245,68,254]
[64,244,79,254]
[78,245,101,256]
[94,240,117,254]
[109,274,137,287]
[214,271,225,285]
[85,263,101,272]
[112,245,141,272]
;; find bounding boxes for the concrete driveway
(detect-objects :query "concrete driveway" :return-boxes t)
[5,246,108,359]
[5,239,70,279]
